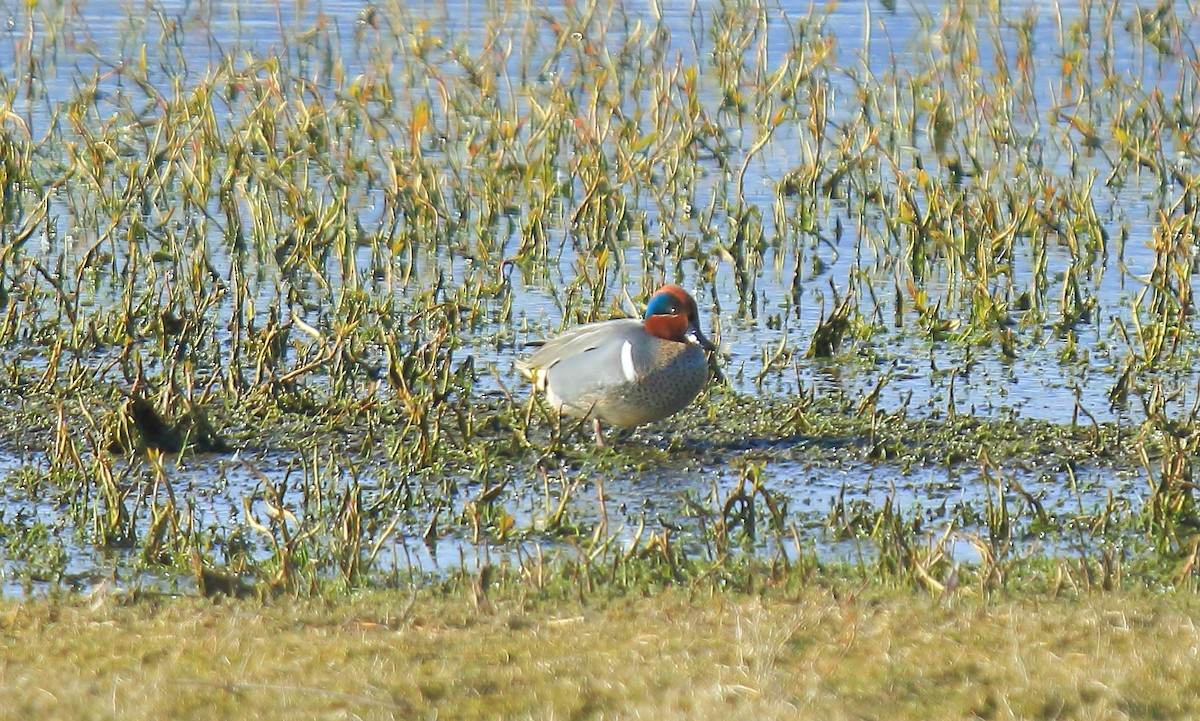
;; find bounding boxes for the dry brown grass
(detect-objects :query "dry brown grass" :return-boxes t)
[2,587,1199,720]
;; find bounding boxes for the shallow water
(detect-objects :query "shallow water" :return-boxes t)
[0,0,1196,593]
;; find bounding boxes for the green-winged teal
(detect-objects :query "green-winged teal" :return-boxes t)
[518,284,715,444]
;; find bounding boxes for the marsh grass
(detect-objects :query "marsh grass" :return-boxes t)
[0,0,1198,596]
[5,584,1200,720]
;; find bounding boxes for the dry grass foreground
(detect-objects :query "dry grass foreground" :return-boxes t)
[1,587,1199,720]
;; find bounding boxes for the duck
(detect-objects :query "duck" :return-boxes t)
[517,284,715,445]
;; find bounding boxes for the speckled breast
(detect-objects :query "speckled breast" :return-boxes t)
[595,340,709,427]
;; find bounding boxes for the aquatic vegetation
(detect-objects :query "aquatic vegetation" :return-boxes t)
[0,0,1198,597]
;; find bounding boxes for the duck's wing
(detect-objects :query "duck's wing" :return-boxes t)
[516,318,643,381]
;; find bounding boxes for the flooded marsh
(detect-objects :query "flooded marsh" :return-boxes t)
[0,0,1199,597]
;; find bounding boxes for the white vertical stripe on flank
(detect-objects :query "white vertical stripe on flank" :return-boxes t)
[620,341,637,382]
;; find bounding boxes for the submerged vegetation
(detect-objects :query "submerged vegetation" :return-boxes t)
[0,0,1197,606]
